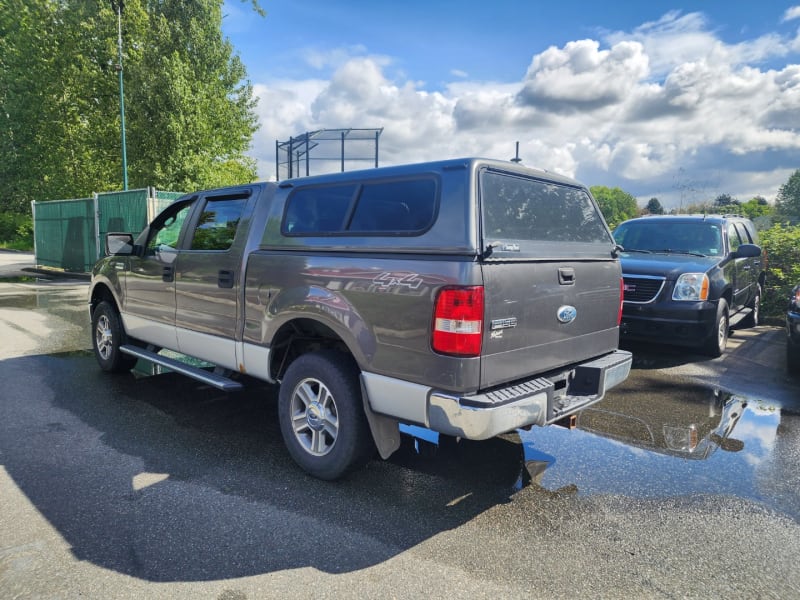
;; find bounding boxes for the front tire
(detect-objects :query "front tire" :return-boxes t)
[92,301,137,373]
[278,350,374,480]
[703,298,729,358]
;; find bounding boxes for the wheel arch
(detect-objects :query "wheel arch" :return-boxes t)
[268,316,364,383]
[90,281,120,316]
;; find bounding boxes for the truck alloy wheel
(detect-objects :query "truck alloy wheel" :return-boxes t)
[278,350,374,480]
[92,301,137,373]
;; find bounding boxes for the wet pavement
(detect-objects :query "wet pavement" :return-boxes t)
[1,274,800,598]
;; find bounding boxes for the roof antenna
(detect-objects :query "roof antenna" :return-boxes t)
[511,141,522,163]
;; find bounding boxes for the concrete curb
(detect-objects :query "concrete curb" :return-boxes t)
[20,267,90,281]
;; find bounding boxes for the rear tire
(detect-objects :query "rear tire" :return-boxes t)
[788,339,800,373]
[703,298,729,358]
[92,301,137,373]
[278,350,374,480]
[742,284,761,328]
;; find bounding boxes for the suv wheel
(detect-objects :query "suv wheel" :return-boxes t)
[278,350,374,480]
[742,284,761,328]
[703,298,729,358]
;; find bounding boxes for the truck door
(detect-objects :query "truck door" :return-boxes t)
[122,199,195,350]
[173,191,251,370]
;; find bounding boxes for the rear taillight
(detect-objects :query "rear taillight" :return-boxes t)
[618,277,624,325]
[432,286,484,357]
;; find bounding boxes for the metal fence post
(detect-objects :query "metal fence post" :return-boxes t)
[30,200,37,267]
[93,192,101,260]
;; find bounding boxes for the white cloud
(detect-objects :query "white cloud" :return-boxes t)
[247,12,800,208]
[517,39,649,112]
[782,6,800,22]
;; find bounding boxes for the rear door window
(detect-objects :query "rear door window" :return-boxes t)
[189,196,248,251]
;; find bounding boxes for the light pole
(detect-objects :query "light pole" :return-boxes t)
[112,0,128,190]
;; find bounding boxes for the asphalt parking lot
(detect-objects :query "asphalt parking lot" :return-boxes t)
[1,251,800,598]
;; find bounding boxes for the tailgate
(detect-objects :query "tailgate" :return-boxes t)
[480,259,621,388]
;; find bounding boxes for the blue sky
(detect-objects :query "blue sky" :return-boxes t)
[222,1,800,208]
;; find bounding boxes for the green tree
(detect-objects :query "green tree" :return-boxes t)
[760,223,800,316]
[739,197,773,220]
[0,0,261,213]
[590,186,640,228]
[775,169,800,219]
[645,197,664,215]
[713,193,740,208]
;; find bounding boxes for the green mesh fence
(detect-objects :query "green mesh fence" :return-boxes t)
[32,187,184,271]
[97,189,150,255]
[155,190,185,201]
[33,198,95,272]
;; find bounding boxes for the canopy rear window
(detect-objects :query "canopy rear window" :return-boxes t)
[480,170,613,250]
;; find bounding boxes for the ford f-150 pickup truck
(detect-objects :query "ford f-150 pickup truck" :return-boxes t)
[90,157,632,479]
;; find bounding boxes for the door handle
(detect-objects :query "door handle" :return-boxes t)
[218,269,235,289]
[558,267,575,285]
[162,266,174,282]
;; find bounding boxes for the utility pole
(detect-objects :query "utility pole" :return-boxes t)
[112,0,128,190]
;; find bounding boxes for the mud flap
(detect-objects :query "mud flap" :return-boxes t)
[360,379,401,459]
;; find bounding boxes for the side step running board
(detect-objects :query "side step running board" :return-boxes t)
[120,345,243,392]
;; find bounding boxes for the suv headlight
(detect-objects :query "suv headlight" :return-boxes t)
[672,273,709,301]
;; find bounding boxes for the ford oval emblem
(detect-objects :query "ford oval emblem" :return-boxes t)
[557,305,577,324]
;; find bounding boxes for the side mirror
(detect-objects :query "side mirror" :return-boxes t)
[106,232,135,256]
[734,243,761,258]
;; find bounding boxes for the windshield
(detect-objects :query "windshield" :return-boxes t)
[614,221,723,257]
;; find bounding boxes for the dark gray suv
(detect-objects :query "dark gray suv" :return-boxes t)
[613,214,765,357]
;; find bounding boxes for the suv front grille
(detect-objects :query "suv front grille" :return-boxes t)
[623,275,665,303]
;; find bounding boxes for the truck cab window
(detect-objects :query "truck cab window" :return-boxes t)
[147,202,193,254]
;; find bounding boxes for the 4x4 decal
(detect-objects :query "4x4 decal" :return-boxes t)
[372,272,424,291]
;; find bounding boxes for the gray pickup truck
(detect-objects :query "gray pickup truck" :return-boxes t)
[90,157,632,479]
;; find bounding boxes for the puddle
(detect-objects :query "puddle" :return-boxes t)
[519,384,798,518]
[398,378,799,520]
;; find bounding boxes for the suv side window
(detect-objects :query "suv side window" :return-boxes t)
[189,197,247,251]
[727,222,742,252]
[734,222,753,244]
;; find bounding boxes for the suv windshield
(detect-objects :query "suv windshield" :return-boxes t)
[614,221,723,257]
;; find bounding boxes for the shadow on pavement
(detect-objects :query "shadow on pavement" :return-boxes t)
[0,351,539,582]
